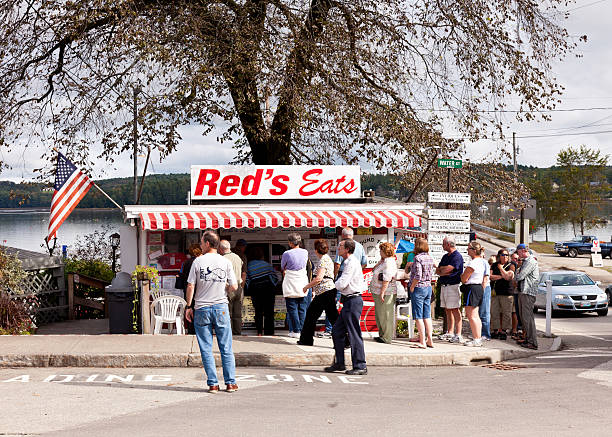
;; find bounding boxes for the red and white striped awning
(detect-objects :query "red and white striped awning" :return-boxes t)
[139,208,420,231]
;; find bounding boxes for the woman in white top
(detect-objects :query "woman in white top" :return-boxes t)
[297,239,339,346]
[370,242,398,344]
[460,242,489,347]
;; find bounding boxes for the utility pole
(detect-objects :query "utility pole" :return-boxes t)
[512,132,517,175]
[133,86,141,205]
[513,131,526,244]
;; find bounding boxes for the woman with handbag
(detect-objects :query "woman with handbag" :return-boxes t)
[460,242,489,347]
[281,233,309,338]
[371,242,398,344]
[297,239,338,346]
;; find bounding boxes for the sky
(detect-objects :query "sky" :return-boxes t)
[1,0,611,183]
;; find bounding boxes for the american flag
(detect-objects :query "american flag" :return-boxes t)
[48,152,93,239]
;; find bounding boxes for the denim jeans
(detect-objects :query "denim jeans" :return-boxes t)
[193,304,236,387]
[479,285,492,339]
[285,297,307,333]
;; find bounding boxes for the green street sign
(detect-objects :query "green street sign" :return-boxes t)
[437,158,462,169]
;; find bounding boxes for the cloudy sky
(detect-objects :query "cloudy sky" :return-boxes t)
[1,0,610,183]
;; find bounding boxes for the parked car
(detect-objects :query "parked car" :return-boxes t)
[606,284,612,307]
[553,235,612,258]
[534,271,608,316]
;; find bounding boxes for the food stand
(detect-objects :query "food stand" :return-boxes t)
[120,165,424,332]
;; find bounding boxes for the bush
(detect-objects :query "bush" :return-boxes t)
[0,294,34,335]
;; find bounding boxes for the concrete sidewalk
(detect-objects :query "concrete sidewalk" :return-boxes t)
[0,319,561,368]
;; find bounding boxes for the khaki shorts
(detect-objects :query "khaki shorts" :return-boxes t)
[440,283,461,309]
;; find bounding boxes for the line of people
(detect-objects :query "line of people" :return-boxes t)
[436,237,539,349]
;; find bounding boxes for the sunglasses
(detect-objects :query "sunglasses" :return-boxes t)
[500,253,509,256]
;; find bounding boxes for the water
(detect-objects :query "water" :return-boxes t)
[532,222,612,242]
[1,206,610,252]
[0,209,124,253]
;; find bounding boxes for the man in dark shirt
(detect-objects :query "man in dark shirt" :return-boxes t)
[489,249,516,340]
[435,237,464,343]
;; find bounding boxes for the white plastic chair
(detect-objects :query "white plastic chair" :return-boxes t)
[150,288,171,301]
[395,300,413,340]
[150,295,187,335]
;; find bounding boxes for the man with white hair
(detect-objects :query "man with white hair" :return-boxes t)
[435,236,464,343]
[219,239,246,336]
[334,227,367,278]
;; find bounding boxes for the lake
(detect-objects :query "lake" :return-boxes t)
[0,209,124,253]
[1,206,611,253]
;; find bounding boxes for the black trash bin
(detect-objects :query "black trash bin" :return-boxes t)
[106,272,134,334]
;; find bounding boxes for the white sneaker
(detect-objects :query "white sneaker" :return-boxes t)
[438,333,453,341]
[290,332,300,338]
[464,339,483,347]
[449,335,464,343]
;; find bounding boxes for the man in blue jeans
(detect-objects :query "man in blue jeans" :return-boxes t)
[186,231,238,393]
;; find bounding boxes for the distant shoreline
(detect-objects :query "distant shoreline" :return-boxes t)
[0,207,118,214]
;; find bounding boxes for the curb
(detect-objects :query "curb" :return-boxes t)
[0,346,552,368]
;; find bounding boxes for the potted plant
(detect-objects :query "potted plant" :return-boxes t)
[130,265,160,290]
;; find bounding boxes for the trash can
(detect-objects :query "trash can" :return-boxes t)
[106,272,134,334]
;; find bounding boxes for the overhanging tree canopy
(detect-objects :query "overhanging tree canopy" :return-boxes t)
[0,0,575,192]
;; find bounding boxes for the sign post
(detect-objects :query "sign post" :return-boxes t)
[591,239,603,267]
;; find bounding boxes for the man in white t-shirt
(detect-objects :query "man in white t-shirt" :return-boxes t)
[186,231,238,394]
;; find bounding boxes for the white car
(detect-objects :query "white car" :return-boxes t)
[534,271,608,317]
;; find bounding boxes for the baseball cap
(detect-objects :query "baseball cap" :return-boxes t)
[236,239,247,246]
[516,243,528,251]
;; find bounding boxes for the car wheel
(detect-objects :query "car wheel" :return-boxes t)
[568,248,578,258]
[597,308,608,317]
[607,290,612,307]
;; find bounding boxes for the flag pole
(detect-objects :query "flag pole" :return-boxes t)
[92,182,123,211]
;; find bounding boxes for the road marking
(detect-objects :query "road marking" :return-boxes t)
[0,372,368,385]
[577,359,612,388]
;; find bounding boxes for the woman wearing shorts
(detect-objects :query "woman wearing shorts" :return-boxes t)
[460,242,489,347]
[409,238,435,349]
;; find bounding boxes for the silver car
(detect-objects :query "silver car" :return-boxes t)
[534,271,608,317]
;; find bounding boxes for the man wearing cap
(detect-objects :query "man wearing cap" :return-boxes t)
[514,243,539,349]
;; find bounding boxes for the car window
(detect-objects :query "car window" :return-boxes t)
[549,273,595,286]
[571,237,582,242]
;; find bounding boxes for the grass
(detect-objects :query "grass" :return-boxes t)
[528,241,556,254]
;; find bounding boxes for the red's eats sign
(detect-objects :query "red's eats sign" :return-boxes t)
[190,165,361,200]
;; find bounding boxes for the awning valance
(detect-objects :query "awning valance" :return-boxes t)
[138,208,420,231]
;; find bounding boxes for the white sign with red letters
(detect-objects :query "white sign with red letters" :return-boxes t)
[190,165,361,200]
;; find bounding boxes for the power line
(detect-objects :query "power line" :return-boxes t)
[516,129,612,139]
[419,106,612,113]
[566,0,610,12]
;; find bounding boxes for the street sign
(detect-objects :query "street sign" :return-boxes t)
[428,192,471,204]
[428,233,471,245]
[430,245,468,256]
[437,159,462,169]
[427,209,470,221]
[592,240,601,253]
[428,220,471,233]
[432,253,471,265]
